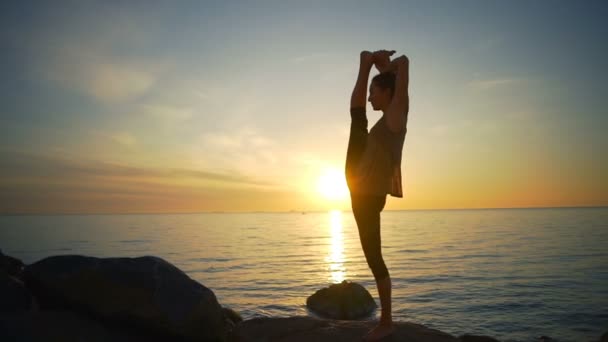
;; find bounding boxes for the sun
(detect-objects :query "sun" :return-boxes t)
[317,167,349,201]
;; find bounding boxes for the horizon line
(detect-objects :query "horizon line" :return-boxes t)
[1,205,607,216]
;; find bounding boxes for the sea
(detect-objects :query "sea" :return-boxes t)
[1,207,607,342]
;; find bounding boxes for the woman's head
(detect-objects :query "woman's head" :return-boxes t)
[368,72,396,111]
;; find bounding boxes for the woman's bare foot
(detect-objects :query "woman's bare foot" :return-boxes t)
[363,321,395,341]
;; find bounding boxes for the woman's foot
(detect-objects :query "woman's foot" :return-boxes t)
[363,321,395,341]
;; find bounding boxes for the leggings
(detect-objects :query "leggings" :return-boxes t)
[345,108,390,281]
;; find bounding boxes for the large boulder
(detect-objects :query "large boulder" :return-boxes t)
[0,249,25,279]
[23,255,227,341]
[306,280,376,319]
[229,316,459,342]
[0,310,152,342]
[222,306,243,326]
[458,334,500,342]
[0,271,34,312]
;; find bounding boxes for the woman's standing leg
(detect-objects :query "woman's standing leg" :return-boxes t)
[352,194,394,340]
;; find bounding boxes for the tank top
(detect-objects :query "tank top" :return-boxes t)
[355,109,407,197]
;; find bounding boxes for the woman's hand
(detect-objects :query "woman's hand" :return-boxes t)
[387,54,409,73]
[360,50,374,67]
[373,49,396,73]
[394,54,409,64]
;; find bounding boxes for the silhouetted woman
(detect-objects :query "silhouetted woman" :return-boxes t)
[345,49,409,341]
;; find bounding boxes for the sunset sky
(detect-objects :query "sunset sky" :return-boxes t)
[1,1,607,214]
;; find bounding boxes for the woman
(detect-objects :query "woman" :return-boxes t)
[345,49,409,341]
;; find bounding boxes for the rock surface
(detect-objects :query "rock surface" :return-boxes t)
[229,316,460,342]
[458,334,500,342]
[0,310,152,342]
[224,306,244,326]
[306,280,376,319]
[0,249,25,278]
[23,255,227,341]
[0,271,34,312]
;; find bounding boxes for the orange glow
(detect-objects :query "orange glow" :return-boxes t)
[317,167,349,201]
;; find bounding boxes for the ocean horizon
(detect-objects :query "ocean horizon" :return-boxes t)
[2,205,607,216]
[1,207,607,342]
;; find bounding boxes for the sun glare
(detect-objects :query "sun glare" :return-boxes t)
[317,167,349,201]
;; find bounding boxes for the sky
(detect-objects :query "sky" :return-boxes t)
[1,1,607,214]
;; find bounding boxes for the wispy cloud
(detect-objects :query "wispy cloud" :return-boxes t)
[0,150,284,213]
[201,127,273,149]
[83,63,156,103]
[23,5,165,104]
[41,44,160,103]
[466,77,523,91]
[0,150,271,187]
[142,104,194,123]
[197,127,279,170]
[109,131,137,148]
[91,130,138,148]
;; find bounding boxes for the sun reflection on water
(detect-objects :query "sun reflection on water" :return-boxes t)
[326,210,346,284]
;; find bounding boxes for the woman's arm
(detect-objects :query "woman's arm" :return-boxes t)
[386,55,409,132]
[350,51,374,109]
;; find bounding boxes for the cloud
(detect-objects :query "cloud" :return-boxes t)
[23,5,165,104]
[142,104,194,123]
[0,150,271,187]
[109,131,137,147]
[83,63,156,103]
[0,150,301,214]
[201,131,243,149]
[198,127,279,168]
[466,77,522,91]
[88,130,138,149]
[201,127,273,150]
[41,45,159,103]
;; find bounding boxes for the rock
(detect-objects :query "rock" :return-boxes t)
[23,255,227,341]
[307,280,376,319]
[537,335,555,341]
[459,334,500,342]
[0,310,155,342]
[0,249,25,279]
[229,316,459,342]
[223,306,243,325]
[600,331,608,342]
[0,271,34,312]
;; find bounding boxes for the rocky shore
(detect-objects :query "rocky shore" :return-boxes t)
[1,251,605,342]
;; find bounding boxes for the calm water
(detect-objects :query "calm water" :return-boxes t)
[1,208,607,342]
